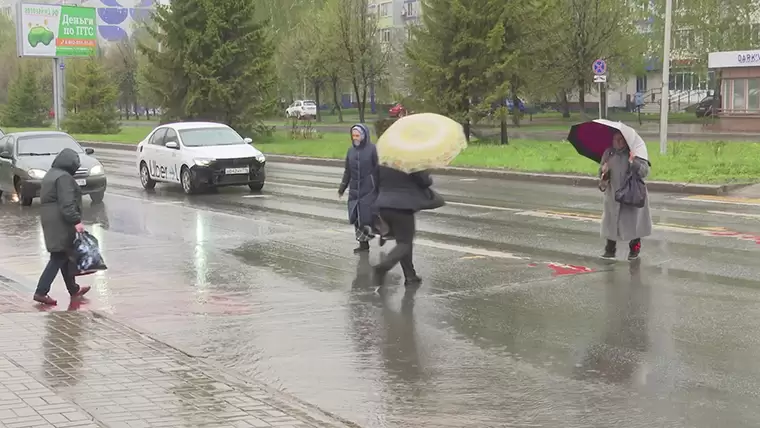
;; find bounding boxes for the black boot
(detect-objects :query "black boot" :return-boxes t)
[353,241,370,254]
[601,240,616,259]
[628,239,641,260]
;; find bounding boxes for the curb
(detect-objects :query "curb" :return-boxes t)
[81,141,751,196]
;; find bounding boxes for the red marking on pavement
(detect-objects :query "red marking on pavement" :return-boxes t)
[528,263,538,267]
[708,229,760,245]
[710,231,740,236]
[547,263,595,276]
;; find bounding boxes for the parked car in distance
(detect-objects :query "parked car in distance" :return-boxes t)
[0,131,107,206]
[285,100,318,119]
[695,95,720,118]
[389,103,408,118]
[136,122,267,195]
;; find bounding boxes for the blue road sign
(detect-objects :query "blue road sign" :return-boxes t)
[593,59,606,75]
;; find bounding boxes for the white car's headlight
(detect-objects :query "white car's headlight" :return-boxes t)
[194,158,214,166]
[90,165,104,175]
[255,154,266,163]
[27,169,46,179]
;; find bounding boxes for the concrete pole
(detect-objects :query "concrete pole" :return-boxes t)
[659,0,673,154]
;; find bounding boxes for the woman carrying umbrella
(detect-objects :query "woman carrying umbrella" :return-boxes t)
[568,119,653,260]
[371,113,464,286]
[599,130,652,260]
[339,124,379,253]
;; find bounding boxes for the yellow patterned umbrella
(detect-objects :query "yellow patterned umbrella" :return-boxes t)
[376,113,467,173]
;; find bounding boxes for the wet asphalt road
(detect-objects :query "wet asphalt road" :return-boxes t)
[2,149,760,427]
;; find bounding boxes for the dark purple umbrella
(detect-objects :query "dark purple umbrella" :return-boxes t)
[567,119,620,163]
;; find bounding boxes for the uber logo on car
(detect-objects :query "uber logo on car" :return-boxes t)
[150,160,177,180]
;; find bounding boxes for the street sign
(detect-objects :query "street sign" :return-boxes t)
[593,74,607,83]
[592,59,606,75]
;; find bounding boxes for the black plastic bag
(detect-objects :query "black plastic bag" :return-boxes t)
[72,231,108,276]
[615,169,647,208]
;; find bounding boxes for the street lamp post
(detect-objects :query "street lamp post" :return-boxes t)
[659,0,673,154]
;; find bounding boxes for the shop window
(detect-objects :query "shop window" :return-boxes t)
[722,80,729,110]
[733,79,746,111]
[749,79,760,111]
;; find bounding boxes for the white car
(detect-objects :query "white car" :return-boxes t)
[285,100,318,118]
[136,122,266,194]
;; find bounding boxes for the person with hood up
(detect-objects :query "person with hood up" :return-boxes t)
[372,166,443,287]
[598,130,652,260]
[338,124,379,253]
[34,148,91,305]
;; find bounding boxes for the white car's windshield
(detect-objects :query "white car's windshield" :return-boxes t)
[179,127,245,147]
[303,101,316,106]
[17,135,83,156]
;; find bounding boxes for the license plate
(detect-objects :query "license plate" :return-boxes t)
[75,179,86,186]
[225,167,249,175]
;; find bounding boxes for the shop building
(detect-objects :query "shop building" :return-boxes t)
[708,50,760,131]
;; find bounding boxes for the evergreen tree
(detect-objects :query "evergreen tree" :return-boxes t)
[63,58,120,134]
[406,0,501,139]
[140,0,277,135]
[1,65,48,128]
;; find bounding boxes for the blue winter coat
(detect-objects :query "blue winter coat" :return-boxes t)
[338,124,379,228]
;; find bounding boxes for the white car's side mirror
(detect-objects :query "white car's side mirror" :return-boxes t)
[243,137,252,144]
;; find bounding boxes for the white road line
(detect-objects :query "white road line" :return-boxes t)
[242,195,271,198]
[680,197,760,207]
[268,181,333,191]
[412,239,527,259]
[446,201,520,211]
[707,210,760,219]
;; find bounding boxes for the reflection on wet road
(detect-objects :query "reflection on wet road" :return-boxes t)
[0,148,760,426]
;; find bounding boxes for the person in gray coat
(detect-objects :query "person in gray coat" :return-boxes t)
[599,131,653,260]
[338,124,379,253]
[34,148,91,306]
[373,166,444,286]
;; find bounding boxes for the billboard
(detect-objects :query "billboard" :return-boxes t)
[16,3,97,57]
[83,0,159,42]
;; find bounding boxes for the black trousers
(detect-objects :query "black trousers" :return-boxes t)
[606,238,641,251]
[35,252,78,296]
[376,208,417,279]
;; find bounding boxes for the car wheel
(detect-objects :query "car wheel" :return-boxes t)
[90,192,105,204]
[248,181,265,192]
[14,179,33,206]
[140,162,156,190]
[181,167,197,195]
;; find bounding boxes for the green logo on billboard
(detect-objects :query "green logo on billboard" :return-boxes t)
[27,24,55,47]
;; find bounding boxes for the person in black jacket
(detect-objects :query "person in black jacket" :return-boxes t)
[34,148,91,306]
[338,124,379,253]
[373,166,443,287]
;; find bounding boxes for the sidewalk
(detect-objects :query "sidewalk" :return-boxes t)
[0,280,354,428]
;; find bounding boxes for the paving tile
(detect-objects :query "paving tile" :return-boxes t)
[0,307,352,428]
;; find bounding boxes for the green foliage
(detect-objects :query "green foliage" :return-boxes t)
[1,65,48,128]
[405,0,515,127]
[63,58,120,134]
[330,0,388,123]
[374,118,396,137]
[139,0,278,136]
[541,0,645,108]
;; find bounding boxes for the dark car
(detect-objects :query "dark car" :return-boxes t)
[0,131,107,206]
[695,95,720,118]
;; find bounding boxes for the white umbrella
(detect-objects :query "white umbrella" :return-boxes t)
[592,119,649,162]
